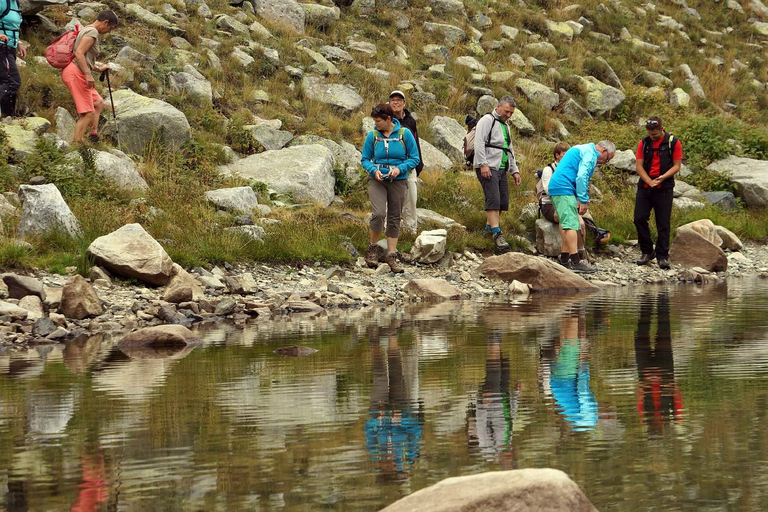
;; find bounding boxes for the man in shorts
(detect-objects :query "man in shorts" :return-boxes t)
[547,140,615,273]
[473,96,522,253]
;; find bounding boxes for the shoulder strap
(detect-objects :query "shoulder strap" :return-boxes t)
[485,113,497,147]
[398,127,408,159]
[0,0,13,19]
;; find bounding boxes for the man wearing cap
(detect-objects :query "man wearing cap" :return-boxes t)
[634,116,683,270]
[389,90,423,234]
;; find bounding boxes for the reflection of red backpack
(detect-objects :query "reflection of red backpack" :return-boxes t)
[45,25,80,69]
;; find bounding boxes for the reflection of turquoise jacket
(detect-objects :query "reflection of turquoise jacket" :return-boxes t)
[360,118,420,180]
[364,409,422,472]
[0,0,22,49]
[550,339,598,430]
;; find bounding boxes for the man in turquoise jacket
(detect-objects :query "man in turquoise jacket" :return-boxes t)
[548,140,615,274]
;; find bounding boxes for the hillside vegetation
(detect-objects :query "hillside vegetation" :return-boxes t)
[2,0,768,271]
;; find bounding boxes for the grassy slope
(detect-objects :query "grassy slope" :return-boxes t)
[2,0,768,272]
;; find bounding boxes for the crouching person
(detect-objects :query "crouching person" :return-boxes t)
[547,140,615,274]
[361,103,420,273]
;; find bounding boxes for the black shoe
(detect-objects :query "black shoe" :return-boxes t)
[571,260,598,274]
[493,232,511,253]
[88,133,100,143]
[636,252,656,266]
[658,258,670,270]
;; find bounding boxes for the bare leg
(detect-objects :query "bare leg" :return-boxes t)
[486,209,501,229]
[90,96,104,135]
[387,236,398,253]
[73,112,94,143]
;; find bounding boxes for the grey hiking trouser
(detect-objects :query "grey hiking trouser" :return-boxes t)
[369,176,408,239]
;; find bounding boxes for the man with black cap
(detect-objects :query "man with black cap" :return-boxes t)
[634,116,683,270]
[389,90,423,234]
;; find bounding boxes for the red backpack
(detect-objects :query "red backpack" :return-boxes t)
[45,25,80,69]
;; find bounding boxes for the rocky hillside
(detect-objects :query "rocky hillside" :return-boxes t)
[3,0,768,269]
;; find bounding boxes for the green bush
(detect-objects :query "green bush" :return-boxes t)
[685,169,736,194]
[674,116,740,169]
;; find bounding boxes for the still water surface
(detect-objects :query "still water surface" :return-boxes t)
[2,279,768,511]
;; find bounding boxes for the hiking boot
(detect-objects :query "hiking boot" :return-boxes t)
[493,232,511,253]
[396,251,413,264]
[88,133,100,143]
[570,260,598,274]
[658,258,671,270]
[384,252,404,273]
[636,252,656,266]
[560,259,574,271]
[365,244,385,268]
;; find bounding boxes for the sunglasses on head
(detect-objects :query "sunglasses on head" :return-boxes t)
[646,120,661,129]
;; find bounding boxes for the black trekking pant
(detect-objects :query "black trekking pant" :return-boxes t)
[0,45,20,117]
[634,186,673,259]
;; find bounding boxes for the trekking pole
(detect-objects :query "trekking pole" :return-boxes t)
[99,69,120,149]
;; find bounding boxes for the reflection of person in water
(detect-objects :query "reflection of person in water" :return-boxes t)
[635,292,683,436]
[365,327,422,481]
[468,332,520,469]
[547,309,598,431]
[70,454,109,512]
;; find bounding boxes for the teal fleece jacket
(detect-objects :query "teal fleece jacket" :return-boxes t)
[360,118,420,181]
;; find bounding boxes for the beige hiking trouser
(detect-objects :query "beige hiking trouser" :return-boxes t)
[369,176,408,239]
[401,171,418,233]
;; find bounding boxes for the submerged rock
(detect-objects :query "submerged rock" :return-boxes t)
[274,345,318,356]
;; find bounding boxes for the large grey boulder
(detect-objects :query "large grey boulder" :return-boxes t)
[115,46,156,69]
[118,325,198,350]
[417,208,464,229]
[2,274,45,300]
[560,98,592,125]
[19,0,68,16]
[716,225,743,251]
[1,124,38,160]
[580,76,626,117]
[54,107,75,143]
[638,70,673,88]
[430,0,465,15]
[423,22,466,46]
[163,264,204,303]
[510,109,535,136]
[535,219,562,257]
[301,3,340,29]
[218,144,336,206]
[702,191,738,212]
[60,275,103,320]
[0,300,28,321]
[670,225,728,272]
[381,469,597,512]
[479,253,599,293]
[17,184,81,239]
[299,46,339,76]
[410,229,447,263]
[419,140,452,170]
[125,3,182,35]
[252,0,305,33]
[245,124,294,150]
[215,14,250,36]
[610,149,636,172]
[403,278,468,301]
[288,135,362,183]
[102,89,191,155]
[516,78,559,110]
[429,116,465,162]
[706,156,768,207]
[169,65,212,104]
[205,187,259,213]
[87,223,174,285]
[302,76,364,115]
[454,56,487,73]
[94,150,149,192]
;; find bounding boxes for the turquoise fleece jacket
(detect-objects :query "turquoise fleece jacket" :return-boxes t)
[360,118,420,181]
[547,143,600,204]
[0,0,22,49]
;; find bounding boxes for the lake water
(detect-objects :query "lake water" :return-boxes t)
[2,279,768,511]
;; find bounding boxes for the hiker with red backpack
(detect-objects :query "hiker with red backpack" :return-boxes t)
[0,0,24,117]
[58,11,118,144]
[361,103,420,273]
[473,96,522,253]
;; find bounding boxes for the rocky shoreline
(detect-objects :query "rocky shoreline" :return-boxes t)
[2,237,766,349]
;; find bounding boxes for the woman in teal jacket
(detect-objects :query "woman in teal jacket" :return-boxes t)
[360,103,420,273]
[0,0,23,117]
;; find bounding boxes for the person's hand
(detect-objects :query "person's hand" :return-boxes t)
[480,165,491,179]
[96,65,111,73]
[18,44,26,60]
[374,169,385,182]
[86,74,95,89]
[578,203,588,215]
[512,172,521,186]
[0,35,8,44]
[650,177,663,188]
[388,167,400,180]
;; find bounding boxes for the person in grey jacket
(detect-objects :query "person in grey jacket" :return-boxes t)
[474,96,522,253]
